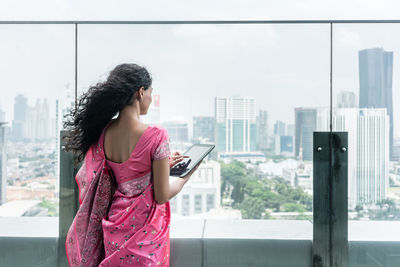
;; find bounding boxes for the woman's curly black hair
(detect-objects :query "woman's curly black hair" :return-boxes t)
[63,63,152,163]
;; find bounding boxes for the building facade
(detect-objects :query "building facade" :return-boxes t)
[215,96,256,153]
[337,91,356,108]
[294,108,317,161]
[163,119,189,143]
[256,110,269,151]
[319,108,389,208]
[193,116,214,143]
[170,160,221,216]
[275,135,294,156]
[359,47,393,160]
[12,94,28,140]
[274,120,286,136]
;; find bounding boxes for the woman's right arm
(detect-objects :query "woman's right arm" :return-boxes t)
[152,158,199,204]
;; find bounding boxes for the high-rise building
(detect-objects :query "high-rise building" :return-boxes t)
[359,48,393,160]
[274,120,286,136]
[193,116,214,143]
[295,108,317,161]
[0,122,7,205]
[286,124,295,137]
[163,119,189,143]
[256,110,269,151]
[12,94,28,140]
[26,99,50,140]
[141,94,161,125]
[215,96,256,153]
[319,108,389,208]
[337,91,356,108]
[275,135,294,156]
[170,160,221,216]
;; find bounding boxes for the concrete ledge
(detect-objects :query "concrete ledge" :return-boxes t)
[204,239,311,267]
[1,218,400,267]
[0,236,58,267]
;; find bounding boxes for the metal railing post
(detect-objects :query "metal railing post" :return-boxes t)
[313,132,348,267]
[58,130,80,267]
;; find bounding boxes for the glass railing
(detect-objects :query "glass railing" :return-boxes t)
[0,21,399,267]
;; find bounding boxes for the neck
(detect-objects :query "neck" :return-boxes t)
[118,103,141,124]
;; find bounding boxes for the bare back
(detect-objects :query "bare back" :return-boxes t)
[103,119,149,164]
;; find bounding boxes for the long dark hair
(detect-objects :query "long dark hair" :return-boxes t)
[63,63,152,163]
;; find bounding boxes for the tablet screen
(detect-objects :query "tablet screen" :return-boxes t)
[183,145,213,170]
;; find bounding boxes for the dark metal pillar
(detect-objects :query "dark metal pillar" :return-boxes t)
[313,132,348,267]
[57,131,80,267]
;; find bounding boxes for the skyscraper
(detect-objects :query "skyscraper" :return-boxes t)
[319,108,389,207]
[26,98,51,140]
[215,96,256,153]
[286,124,295,137]
[0,122,7,205]
[274,120,286,136]
[193,116,214,143]
[256,110,269,151]
[337,91,356,108]
[295,108,317,161]
[359,47,393,159]
[12,94,28,140]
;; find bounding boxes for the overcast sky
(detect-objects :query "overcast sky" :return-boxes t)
[1,0,400,137]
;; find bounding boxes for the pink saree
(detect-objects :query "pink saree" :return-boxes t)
[66,124,171,266]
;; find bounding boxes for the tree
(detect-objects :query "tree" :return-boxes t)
[240,197,265,219]
[283,203,306,212]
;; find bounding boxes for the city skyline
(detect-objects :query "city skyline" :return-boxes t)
[2,23,400,138]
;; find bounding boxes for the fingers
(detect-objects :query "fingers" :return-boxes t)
[171,152,189,159]
[169,155,187,168]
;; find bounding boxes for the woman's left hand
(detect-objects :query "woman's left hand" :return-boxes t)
[169,152,189,168]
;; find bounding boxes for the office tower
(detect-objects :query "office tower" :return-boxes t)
[319,108,389,208]
[275,135,294,156]
[256,110,269,151]
[141,94,161,125]
[337,91,356,108]
[295,108,317,161]
[215,96,256,153]
[12,94,28,140]
[170,160,221,216]
[0,122,7,205]
[287,124,295,137]
[193,116,214,143]
[163,119,189,143]
[274,121,286,136]
[25,99,51,140]
[356,109,389,204]
[359,48,393,160]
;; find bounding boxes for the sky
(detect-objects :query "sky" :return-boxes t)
[1,0,400,137]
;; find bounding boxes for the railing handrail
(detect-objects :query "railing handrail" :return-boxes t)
[1,19,400,24]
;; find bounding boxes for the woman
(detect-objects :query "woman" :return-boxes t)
[64,63,198,266]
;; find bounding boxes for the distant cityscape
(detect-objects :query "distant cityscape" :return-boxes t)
[1,47,400,220]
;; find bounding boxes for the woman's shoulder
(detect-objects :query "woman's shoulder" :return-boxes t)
[147,124,168,135]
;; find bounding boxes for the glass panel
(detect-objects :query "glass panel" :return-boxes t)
[78,24,329,227]
[333,23,400,267]
[0,25,74,222]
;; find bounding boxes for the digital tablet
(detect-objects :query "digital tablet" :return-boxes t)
[170,144,215,178]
